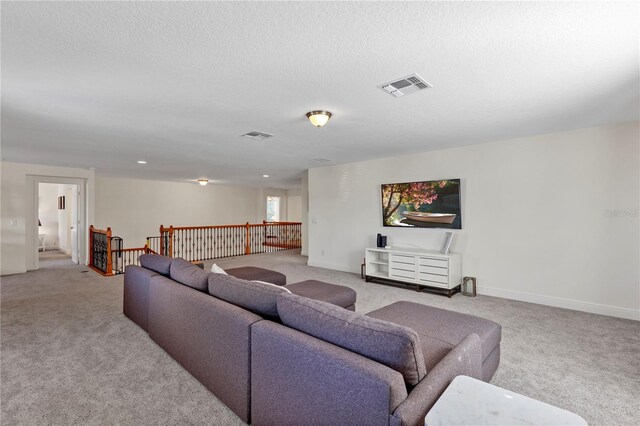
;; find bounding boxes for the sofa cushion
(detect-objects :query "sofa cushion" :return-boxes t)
[225,266,286,286]
[208,273,290,320]
[277,293,427,387]
[285,280,356,309]
[169,258,210,292]
[139,253,172,276]
[366,301,502,366]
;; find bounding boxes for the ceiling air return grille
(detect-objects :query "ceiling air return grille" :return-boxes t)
[378,73,432,98]
[242,131,274,140]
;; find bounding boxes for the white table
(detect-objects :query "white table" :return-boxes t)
[38,233,46,252]
[425,375,587,426]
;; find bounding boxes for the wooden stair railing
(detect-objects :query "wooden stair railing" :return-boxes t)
[89,225,157,276]
[90,221,302,276]
[159,221,302,262]
[89,225,113,275]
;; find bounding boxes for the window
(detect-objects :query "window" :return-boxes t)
[266,196,280,222]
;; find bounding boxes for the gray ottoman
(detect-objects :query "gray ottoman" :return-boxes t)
[226,266,286,286]
[286,280,357,311]
[366,301,501,381]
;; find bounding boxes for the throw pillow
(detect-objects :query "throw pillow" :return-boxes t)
[210,263,228,275]
[277,292,427,387]
[252,280,291,293]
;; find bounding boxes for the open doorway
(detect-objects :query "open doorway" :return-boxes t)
[37,183,80,267]
[28,176,87,271]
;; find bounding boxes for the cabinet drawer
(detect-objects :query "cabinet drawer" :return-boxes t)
[419,272,448,284]
[418,280,448,289]
[419,265,448,276]
[390,254,416,266]
[390,263,416,273]
[390,268,416,280]
[419,257,448,268]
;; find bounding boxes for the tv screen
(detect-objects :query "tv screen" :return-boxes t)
[381,179,461,229]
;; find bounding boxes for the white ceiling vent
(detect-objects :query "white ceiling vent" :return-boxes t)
[241,131,274,140]
[378,73,432,98]
[313,158,331,163]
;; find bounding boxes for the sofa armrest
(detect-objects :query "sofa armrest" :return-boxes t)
[123,265,157,332]
[148,275,263,423]
[251,321,408,426]
[390,333,483,426]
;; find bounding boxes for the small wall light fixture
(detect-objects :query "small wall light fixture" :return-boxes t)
[197,179,209,186]
[306,110,332,127]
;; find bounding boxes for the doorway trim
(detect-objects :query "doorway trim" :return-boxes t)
[27,175,88,270]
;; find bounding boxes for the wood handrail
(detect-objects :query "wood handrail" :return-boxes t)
[159,221,302,232]
[161,224,250,231]
[112,246,157,255]
[262,221,303,225]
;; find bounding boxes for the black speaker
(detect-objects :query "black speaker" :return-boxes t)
[376,233,383,247]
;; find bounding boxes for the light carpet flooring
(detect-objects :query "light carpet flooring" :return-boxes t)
[1,249,639,425]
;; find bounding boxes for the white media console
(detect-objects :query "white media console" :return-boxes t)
[364,247,462,297]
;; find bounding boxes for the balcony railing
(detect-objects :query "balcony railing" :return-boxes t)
[89,221,302,276]
[160,221,302,262]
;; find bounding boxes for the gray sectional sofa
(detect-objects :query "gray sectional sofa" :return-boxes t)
[123,254,501,426]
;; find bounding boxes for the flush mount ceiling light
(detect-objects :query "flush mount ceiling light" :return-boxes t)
[197,179,209,186]
[306,110,332,127]
[262,174,270,178]
[137,160,147,164]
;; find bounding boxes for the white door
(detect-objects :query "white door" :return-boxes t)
[69,186,79,264]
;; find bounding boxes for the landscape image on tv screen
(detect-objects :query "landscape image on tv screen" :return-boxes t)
[381,179,461,229]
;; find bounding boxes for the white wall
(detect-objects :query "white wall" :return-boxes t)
[94,177,262,247]
[286,188,302,222]
[301,171,309,256]
[308,122,640,320]
[0,162,95,275]
[38,183,60,249]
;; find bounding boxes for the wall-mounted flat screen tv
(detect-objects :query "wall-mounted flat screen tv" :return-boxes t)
[381,179,461,229]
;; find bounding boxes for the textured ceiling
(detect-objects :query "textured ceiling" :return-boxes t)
[1,1,638,188]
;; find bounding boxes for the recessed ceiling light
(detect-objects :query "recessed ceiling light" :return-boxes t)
[137,160,147,164]
[262,174,270,178]
[197,179,209,186]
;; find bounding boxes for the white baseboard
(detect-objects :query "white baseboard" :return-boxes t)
[307,259,639,321]
[478,285,639,321]
[307,260,357,274]
[1,267,27,276]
